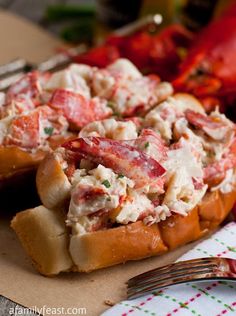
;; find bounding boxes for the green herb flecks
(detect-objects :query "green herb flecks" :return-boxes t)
[107,101,121,117]
[117,174,125,179]
[44,127,54,136]
[102,180,111,188]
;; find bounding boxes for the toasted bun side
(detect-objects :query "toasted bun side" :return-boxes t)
[198,188,236,230]
[220,188,236,215]
[36,153,71,210]
[158,207,201,250]
[12,188,236,275]
[11,205,73,276]
[70,221,167,272]
[198,190,224,230]
[173,93,205,113]
[0,134,76,189]
[70,189,235,273]
[0,146,45,180]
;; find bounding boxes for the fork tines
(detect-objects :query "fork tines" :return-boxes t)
[127,257,233,299]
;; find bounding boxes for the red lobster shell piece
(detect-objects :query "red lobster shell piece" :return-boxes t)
[62,137,166,189]
[173,3,236,113]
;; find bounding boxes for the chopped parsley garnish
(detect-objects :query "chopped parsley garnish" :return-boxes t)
[145,142,150,149]
[44,127,54,136]
[107,101,121,117]
[102,180,111,188]
[107,101,116,109]
[117,174,125,179]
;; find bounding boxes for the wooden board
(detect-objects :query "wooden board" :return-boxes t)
[0,10,64,64]
[0,217,204,315]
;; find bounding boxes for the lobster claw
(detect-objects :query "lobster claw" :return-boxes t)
[173,2,236,114]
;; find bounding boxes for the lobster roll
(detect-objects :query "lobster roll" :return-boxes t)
[11,88,236,275]
[1,59,174,205]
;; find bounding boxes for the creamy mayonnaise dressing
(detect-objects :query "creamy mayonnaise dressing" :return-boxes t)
[79,118,138,140]
[67,164,134,219]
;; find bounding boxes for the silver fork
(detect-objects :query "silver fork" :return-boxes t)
[0,44,87,91]
[127,257,236,299]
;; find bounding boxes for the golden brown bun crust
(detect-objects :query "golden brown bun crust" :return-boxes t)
[11,187,236,275]
[198,188,236,230]
[0,146,45,180]
[0,134,75,185]
[70,221,167,272]
[11,205,73,276]
[220,189,236,216]
[159,207,201,250]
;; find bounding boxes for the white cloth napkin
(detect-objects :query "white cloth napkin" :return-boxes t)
[102,222,236,316]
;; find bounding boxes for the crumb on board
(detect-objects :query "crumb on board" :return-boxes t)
[104,300,115,307]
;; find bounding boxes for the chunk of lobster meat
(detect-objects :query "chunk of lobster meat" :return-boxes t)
[70,185,108,217]
[170,136,204,164]
[0,96,35,118]
[63,137,166,189]
[203,155,236,186]
[107,58,142,80]
[185,109,231,140]
[6,71,49,104]
[3,106,68,149]
[39,106,69,137]
[43,66,91,99]
[49,89,112,130]
[4,109,41,148]
[79,118,137,140]
[89,97,112,121]
[49,89,92,128]
[124,116,143,130]
[134,129,168,163]
[144,97,183,141]
[110,78,173,117]
[91,69,117,99]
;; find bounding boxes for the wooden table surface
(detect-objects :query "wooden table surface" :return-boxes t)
[0,9,63,64]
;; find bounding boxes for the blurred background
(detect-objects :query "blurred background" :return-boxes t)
[0,0,231,45]
[0,0,236,118]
